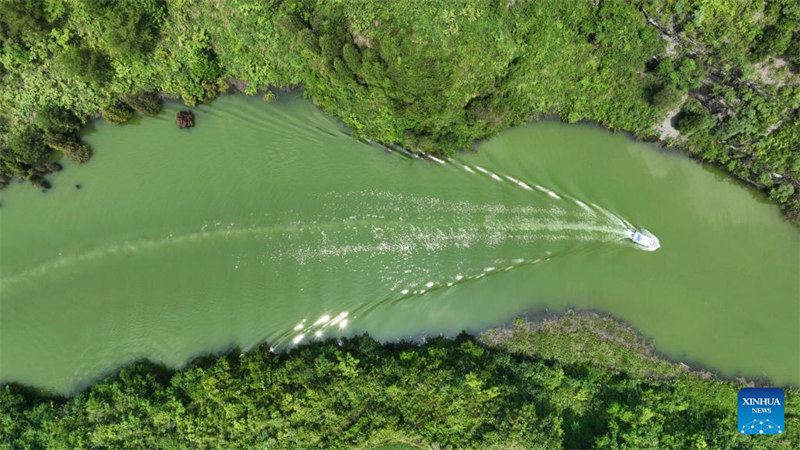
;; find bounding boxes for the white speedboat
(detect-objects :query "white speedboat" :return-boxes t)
[630,229,660,251]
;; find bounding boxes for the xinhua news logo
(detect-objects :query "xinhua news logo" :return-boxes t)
[738,387,784,435]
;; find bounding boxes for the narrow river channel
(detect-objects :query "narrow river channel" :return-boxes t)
[1,95,797,393]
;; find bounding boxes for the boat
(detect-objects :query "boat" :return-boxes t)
[629,229,660,251]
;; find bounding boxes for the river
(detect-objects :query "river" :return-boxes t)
[1,95,797,393]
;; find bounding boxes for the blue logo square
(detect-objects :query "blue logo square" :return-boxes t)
[738,387,784,435]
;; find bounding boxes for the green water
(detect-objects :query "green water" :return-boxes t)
[1,95,798,392]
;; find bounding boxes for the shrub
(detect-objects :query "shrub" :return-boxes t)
[676,99,716,136]
[101,102,135,124]
[650,84,684,112]
[342,44,361,72]
[262,91,277,102]
[770,183,795,203]
[176,110,195,129]
[47,136,92,164]
[125,93,163,116]
[26,173,51,189]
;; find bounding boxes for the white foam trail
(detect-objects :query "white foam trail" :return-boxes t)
[518,181,534,191]
[313,314,331,326]
[505,175,534,189]
[428,155,446,164]
[329,312,349,326]
[574,200,592,213]
[534,184,561,199]
[591,202,633,232]
[463,165,476,174]
[292,333,305,344]
[473,166,503,181]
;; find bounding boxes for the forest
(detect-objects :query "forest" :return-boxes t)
[0,0,798,220]
[2,311,798,448]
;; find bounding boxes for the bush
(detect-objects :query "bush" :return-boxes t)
[296,29,321,54]
[26,173,51,189]
[176,110,194,128]
[770,183,795,203]
[650,84,684,112]
[125,93,163,116]
[262,91,277,102]
[657,57,706,90]
[676,99,716,136]
[102,102,135,124]
[47,136,93,164]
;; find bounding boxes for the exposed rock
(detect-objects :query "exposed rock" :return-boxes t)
[754,57,797,87]
[351,29,373,49]
[655,94,688,141]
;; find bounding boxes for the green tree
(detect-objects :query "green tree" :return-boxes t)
[85,0,167,57]
[58,48,113,88]
[35,106,82,138]
[676,99,715,136]
[0,0,50,40]
[6,125,51,165]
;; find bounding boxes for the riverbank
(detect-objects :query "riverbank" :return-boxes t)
[1,1,797,222]
[1,311,797,448]
[481,310,791,387]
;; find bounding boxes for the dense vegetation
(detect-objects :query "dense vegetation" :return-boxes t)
[1,0,798,218]
[1,311,796,448]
